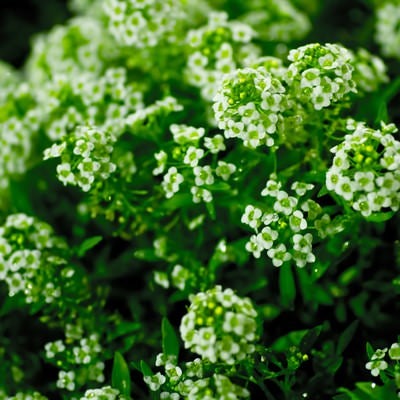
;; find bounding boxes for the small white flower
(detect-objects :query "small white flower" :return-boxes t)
[215,161,236,180]
[267,243,291,267]
[289,210,307,232]
[57,163,75,186]
[273,191,297,215]
[365,359,388,377]
[193,165,214,186]
[183,146,204,167]
[245,235,263,258]
[241,205,262,229]
[144,372,166,391]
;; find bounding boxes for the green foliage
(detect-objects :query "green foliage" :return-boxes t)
[112,352,131,398]
[0,0,399,399]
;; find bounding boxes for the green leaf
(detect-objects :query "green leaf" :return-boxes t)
[206,201,216,220]
[76,236,103,257]
[279,263,296,309]
[366,342,375,359]
[162,317,180,358]
[336,320,359,356]
[336,382,398,400]
[162,194,193,211]
[272,329,308,352]
[300,324,324,353]
[140,360,153,377]
[107,321,141,341]
[9,179,34,215]
[364,211,395,223]
[111,352,131,398]
[0,293,26,317]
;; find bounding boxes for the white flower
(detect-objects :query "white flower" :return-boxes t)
[289,210,307,232]
[257,226,278,250]
[57,370,75,391]
[365,359,388,377]
[162,167,184,198]
[241,205,262,229]
[193,166,214,186]
[204,135,226,154]
[354,171,375,192]
[215,161,236,180]
[191,186,213,203]
[245,235,263,258]
[57,163,75,186]
[273,191,297,215]
[184,146,204,167]
[144,372,166,391]
[267,243,291,267]
[43,143,66,160]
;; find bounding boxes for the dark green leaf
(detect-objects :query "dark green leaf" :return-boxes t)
[300,324,324,353]
[140,360,153,377]
[9,179,34,215]
[162,317,180,358]
[77,236,103,257]
[272,329,308,352]
[112,352,131,398]
[366,342,374,359]
[336,321,359,356]
[279,263,296,309]
[206,201,216,220]
[107,321,141,341]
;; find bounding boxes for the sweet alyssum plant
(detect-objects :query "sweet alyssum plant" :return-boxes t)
[0,0,400,399]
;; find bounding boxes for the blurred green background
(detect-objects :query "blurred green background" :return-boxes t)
[0,0,70,68]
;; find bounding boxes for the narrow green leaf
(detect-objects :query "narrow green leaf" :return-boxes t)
[162,317,180,358]
[279,263,296,309]
[77,236,103,257]
[300,324,324,353]
[140,360,153,377]
[336,320,359,356]
[112,352,131,398]
[366,342,375,359]
[206,201,216,220]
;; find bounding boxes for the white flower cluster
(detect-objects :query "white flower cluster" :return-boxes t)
[126,96,183,130]
[286,43,356,110]
[44,126,117,192]
[79,386,120,400]
[53,332,106,391]
[153,264,191,291]
[144,352,249,399]
[326,121,400,217]
[158,124,236,202]
[103,0,185,48]
[241,0,310,42]
[242,177,317,268]
[26,17,108,82]
[366,342,400,377]
[38,67,143,141]
[375,2,400,59]
[176,374,250,400]
[213,67,286,148]
[179,285,258,364]
[6,392,48,400]
[186,12,257,100]
[350,48,388,93]
[0,67,39,194]
[0,214,66,302]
